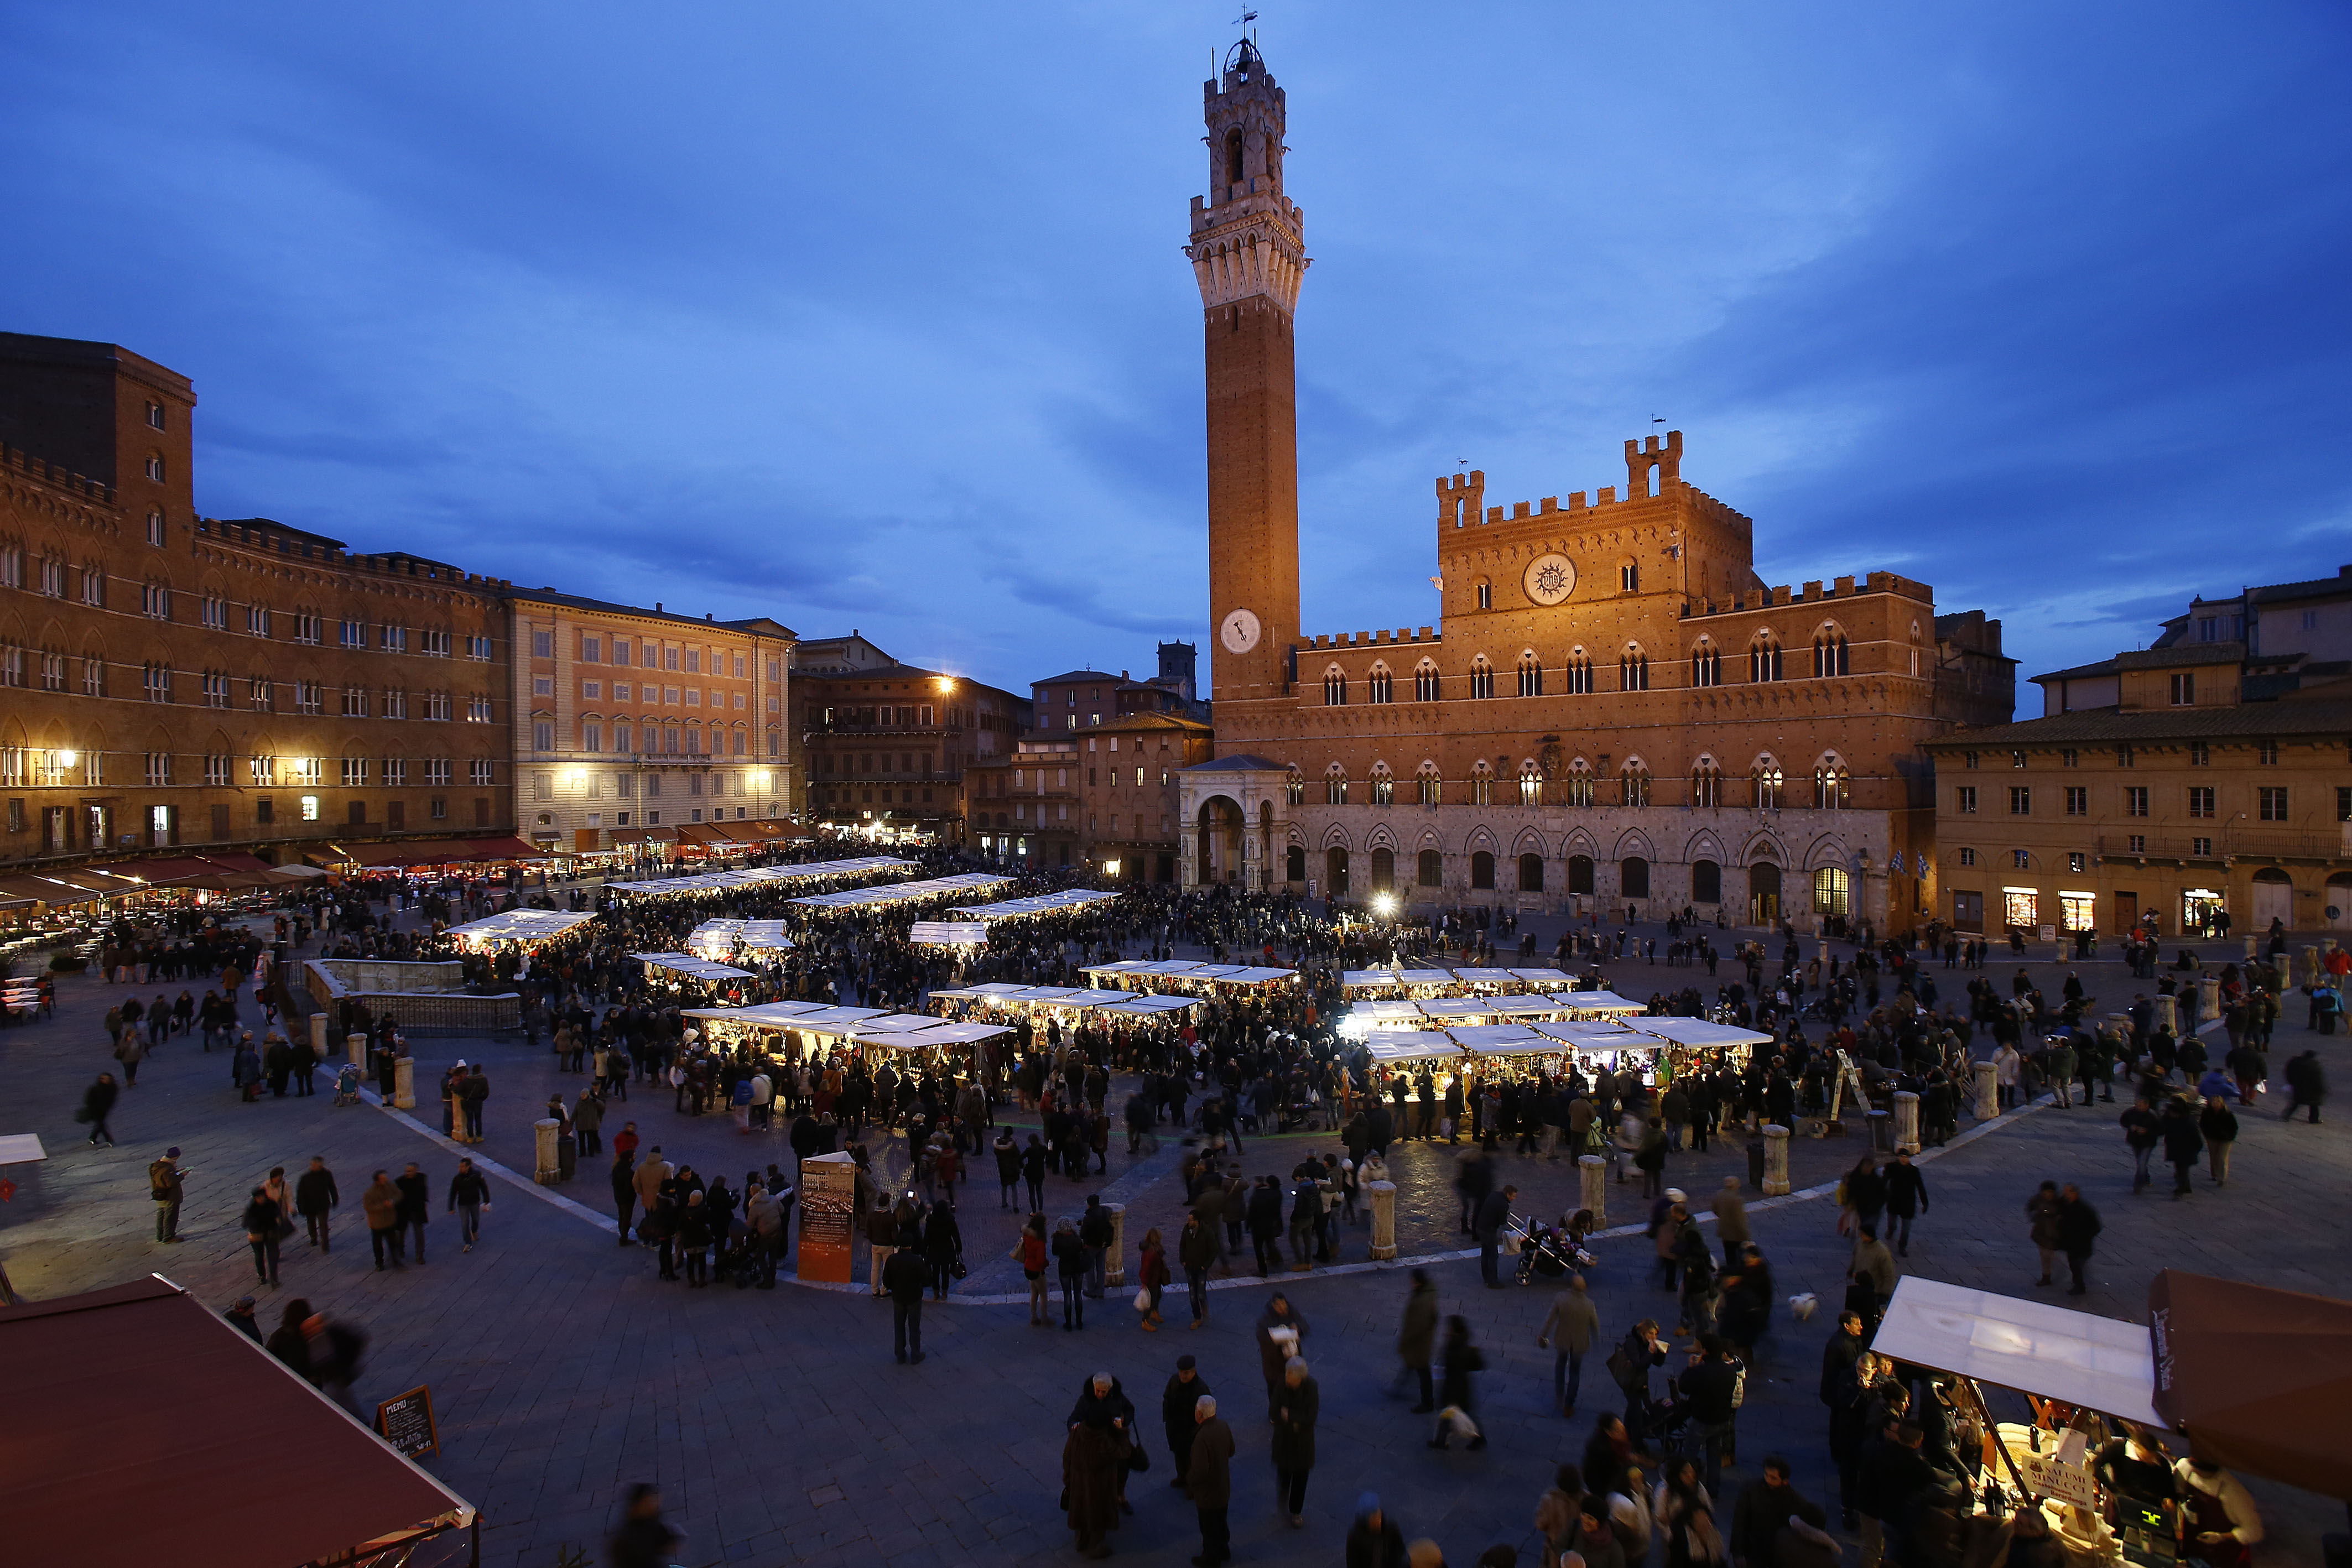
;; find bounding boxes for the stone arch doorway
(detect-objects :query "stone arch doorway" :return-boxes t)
[1197,795,1245,885]
[1326,846,1351,898]
[2251,867,2293,931]
[1749,861,1782,925]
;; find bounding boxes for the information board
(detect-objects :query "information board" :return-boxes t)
[374,1385,439,1460]
[798,1152,857,1283]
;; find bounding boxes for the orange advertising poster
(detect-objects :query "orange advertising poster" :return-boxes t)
[798,1152,857,1283]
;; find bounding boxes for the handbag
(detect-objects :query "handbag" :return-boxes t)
[1128,1439,1151,1473]
[1133,1285,1152,1312]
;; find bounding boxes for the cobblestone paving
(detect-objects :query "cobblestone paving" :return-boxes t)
[4,920,2343,1567]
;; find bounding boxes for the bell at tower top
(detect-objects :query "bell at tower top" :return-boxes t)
[1200,34,1289,215]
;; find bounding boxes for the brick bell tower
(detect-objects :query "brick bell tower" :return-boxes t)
[1189,36,1306,732]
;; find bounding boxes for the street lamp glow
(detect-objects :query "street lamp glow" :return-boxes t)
[1373,893,1398,917]
[55,748,78,768]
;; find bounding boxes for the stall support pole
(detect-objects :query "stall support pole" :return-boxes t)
[1367,1181,1398,1260]
[1577,1155,1607,1227]
[393,1056,416,1111]
[1972,1061,1999,1121]
[1104,1202,1127,1289]
[1761,1125,1792,1197]
[533,1118,561,1185]
[1892,1090,1921,1155]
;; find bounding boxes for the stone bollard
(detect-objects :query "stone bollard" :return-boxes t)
[2152,992,2178,1036]
[2198,975,2221,1020]
[1762,1124,1792,1197]
[393,1056,415,1111]
[1367,1180,1398,1260]
[309,1012,328,1061]
[1578,1154,1607,1228]
[345,1028,365,1069]
[1973,1060,1999,1120]
[1104,1202,1128,1288]
[533,1118,561,1185]
[1893,1091,1921,1155]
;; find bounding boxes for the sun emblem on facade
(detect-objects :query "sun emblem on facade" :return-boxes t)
[1522,553,1577,606]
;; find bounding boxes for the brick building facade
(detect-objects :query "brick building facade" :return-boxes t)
[794,634,1028,845]
[0,332,516,875]
[1174,43,2013,931]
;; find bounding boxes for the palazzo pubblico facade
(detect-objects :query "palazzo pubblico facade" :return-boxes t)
[1174,41,2013,934]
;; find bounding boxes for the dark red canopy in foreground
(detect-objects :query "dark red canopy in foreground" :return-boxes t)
[0,1275,474,1568]
[2150,1268,2352,1500]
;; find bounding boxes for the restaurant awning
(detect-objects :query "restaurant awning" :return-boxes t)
[2149,1268,2352,1497]
[466,835,545,859]
[0,1275,476,1568]
[610,827,679,845]
[0,872,110,905]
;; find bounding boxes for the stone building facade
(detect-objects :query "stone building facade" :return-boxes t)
[966,710,1214,879]
[1173,44,2014,931]
[0,332,516,875]
[1927,567,2352,937]
[795,634,1029,845]
[503,588,797,855]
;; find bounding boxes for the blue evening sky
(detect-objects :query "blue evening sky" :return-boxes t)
[4,3,2347,701]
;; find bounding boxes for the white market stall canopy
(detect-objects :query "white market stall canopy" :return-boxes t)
[1529,1020,1659,1052]
[685,919,796,960]
[1365,1031,1463,1063]
[1549,990,1648,1015]
[444,908,597,947]
[607,857,914,898]
[910,921,988,946]
[682,1001,830,1028]
[932,983,1200,1018]
[949,888,1122,920]
[790,872,1012,910]
[1095,994,1204,1017]
[1451,1023,1553,1055]
[1081,958,1298,991]
[1627,1017,1776,1050]
[633,951,755,984]
[900,1019,1018,1046]
[1872,1278,2163,1428]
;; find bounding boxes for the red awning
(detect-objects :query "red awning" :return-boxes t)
[0,1276,475,1568]
[466,836,546,859]
[0,873,110,904]
[195,851,273,873]
[610,828,677,845]
[82,857,222,886]
[331,839,476,867]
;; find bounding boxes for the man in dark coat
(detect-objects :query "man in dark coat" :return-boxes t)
[2284,1049,2327,1123]
[1061,1374,1130,1560]
[2160,1099,2204,1198]
[883,1237,930,1362]
[1163,1356,1211,1492]
[2056,1182,2100,1296]
[1271,1356,1319,1526]
[294,1156,340,1252]
[1255,1294,1309,1416]
[1882,1152,1929,1257]
[1187,1394,1236,1566]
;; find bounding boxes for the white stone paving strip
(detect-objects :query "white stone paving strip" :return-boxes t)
[360,1082,2059,1307]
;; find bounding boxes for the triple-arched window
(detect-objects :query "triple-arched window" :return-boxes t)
[1469,655,1496,700]
[1415,761,1441,806]
[1370,761,1394,806]
[1564,758,1596,808]
[1470,759,1495,806]
[1813,627,1850,678]
[1750,633,1784,683]
[1413,659,1440,703]
[1692,638,1722,687]
[1620,759,1652,808]
[1620,643,1650,691]
[1516,652,1542,697]
[1564,648,1594,695]
[1814,756,1851,809]
[1518,762,1544,807]
[1690,756,1723,808]
[1324,763,1348,805]
[1321,665,1346,705]
[1367,664,1394,704]
[1753,756,1784,810]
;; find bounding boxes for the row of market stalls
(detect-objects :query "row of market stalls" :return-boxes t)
[785,871,1012,912]
[681,999,1016,1076]
[1869,1271,2351,1563]
[0,852,329,919]
[602,855,914,902]
[898,889,1125,949]
[441,908,598,951]
[1356,1009,1775,1091]
[1080,958,1300,997]
[1341,966,1586,997]
[684,919,797,962]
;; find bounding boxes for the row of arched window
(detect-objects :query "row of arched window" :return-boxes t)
[1319,628,1874,705]
[1285,755,1855,810]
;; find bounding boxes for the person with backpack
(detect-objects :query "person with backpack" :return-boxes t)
[148,1147,186,1242]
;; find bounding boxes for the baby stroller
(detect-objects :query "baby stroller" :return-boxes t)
[1510,1215,1595,1284]
[332,1062,364,1106]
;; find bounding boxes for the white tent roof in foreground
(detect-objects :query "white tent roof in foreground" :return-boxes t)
[950,888,1122,919]
[632,952,753,983]
[1627,1017,1776,1049]
[1871,1277,2163,1428]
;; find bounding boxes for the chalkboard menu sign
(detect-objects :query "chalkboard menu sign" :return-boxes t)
[374,1385,439,1459]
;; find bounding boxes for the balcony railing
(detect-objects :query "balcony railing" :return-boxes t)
[2096,827,2351,861]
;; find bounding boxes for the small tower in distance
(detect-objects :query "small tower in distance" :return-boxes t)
[1189,36,1307,735]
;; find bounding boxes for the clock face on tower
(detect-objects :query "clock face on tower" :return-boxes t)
[1220,607,1262,654]
[1522,553,1578,607]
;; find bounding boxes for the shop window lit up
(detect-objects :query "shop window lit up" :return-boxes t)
[2059,892,2095,931]
[300,795,320,821]
[2002,888,2038,929]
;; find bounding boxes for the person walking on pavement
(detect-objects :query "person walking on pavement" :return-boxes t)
[611,1150,639,1244]
[1398,1268,1440,1413]
[607,1483,680,1568]
[1537,1274,1601,1417]
[1475,1183,1517,1289]
[1256,1293,1309,1416]
[79,1072,119,1147]
[2025,1180,2063,1286]
[1710,1176,1750,1269]
[2200,1095,2239,1186]
[1188,1393,1236,1567]
[2161,1098,2205,1198]
[1428,1315,1488,1451]
[1882,1153,1928,1258]
[1179,1211,1218,1328]
[295,1156,339,1252]
[2120,1096,2162,1194]
[882,1242,928,1362]
[1164,1356,1211,1493]
[449,1158,491,1251]
[2056,1182,2101,1295]
[394,1162,430,1263]
[1272,1355,1320,1528]
[362,1170,403,1270]
[240,1185,283,1287]
[2283,1049,2327,1123]
[631,1146,670,1245]
[149,1147,186,1243]
[1846,1226,1898,1327]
